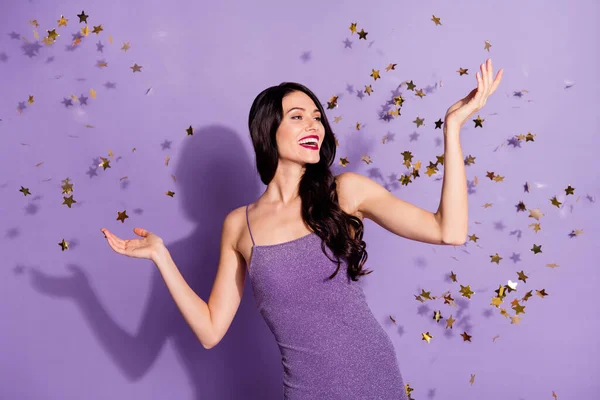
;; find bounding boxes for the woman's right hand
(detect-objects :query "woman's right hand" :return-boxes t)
[100,227,165,261]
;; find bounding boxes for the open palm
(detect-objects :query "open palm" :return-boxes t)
[101,227,165,260]
[445,58,504,129]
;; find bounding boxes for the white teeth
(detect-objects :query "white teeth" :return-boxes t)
[298,138,318,145]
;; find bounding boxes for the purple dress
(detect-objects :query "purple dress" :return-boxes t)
[246,205,408,399]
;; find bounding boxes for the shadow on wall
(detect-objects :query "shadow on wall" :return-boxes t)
[28,125,284,399]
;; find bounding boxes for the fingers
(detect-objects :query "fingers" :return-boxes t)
[105,233,124,255]
[490,69,503,95]
[102,229,128,255]
[485,59,492,88]
[480,61,489,94]
[475,70,483,102]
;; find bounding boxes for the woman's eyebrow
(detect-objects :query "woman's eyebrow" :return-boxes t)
[285,107,320,115]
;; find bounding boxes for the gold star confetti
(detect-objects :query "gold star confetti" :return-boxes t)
[459,285,474,299]
[77,10,89,23]
[357,29,368,40]
[327,95,339,109]
[186,125,194,136]
[47,29,59,40]
[528,208,545,221]
[116,210,129,223]
[81,25,90,36]
[121,41,131,51]
[349,22,357,34]
[62,195,77,208]
[370,69,380,81]
[57,15,68,27]
[130,63,142,72]
[413,116,425,127]
[431,15,442,25]
[99,157,111,169]
[58,239,69,251]
[512,302,526,315]
[536,289,548,298]
[19,186,32,196]
[385,63,397,72]
[517,270,528,283]
[166,190,175,197]
[62,181,73,195]
[550,196,562,208]
[522,291,533,302]
[474,115,484,127]
[92,24,104,34]
[419,289,432,300]
[484,40,492,51]
[421,332,433,343]
[404,383,414,398]
[440,292,456,304]
[445,314,455,329]
[469,374,475,385]
[461,332,472,342]
[491,297,503,307]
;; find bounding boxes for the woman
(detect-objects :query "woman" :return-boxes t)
[101,60,503,399]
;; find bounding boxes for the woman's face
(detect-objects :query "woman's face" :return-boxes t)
[276,91,324,164]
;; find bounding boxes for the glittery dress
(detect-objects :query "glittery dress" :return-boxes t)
[246,205,408,399]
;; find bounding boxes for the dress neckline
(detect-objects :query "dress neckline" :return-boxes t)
[248,232,317,276]
[252,231,316,249]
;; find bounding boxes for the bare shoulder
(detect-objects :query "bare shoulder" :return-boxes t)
[224,205,248,254]
[334,172,364,220]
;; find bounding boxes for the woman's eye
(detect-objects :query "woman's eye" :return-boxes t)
[291,115,322,120]
[292,116,321,121]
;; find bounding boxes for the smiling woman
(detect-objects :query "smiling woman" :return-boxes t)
[211,82,411,398]
[103,82,410,399]
[248,83,371,282]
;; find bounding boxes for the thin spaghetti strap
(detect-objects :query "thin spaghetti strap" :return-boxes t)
[246,204,256,246]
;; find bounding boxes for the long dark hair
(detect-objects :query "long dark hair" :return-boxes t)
[247,82,373,282]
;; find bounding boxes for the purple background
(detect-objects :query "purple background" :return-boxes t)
[1,0,599,399]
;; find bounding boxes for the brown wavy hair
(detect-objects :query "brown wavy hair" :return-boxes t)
[247,82,373,281]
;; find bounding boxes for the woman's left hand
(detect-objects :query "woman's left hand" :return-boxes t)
[444,58,504,130]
